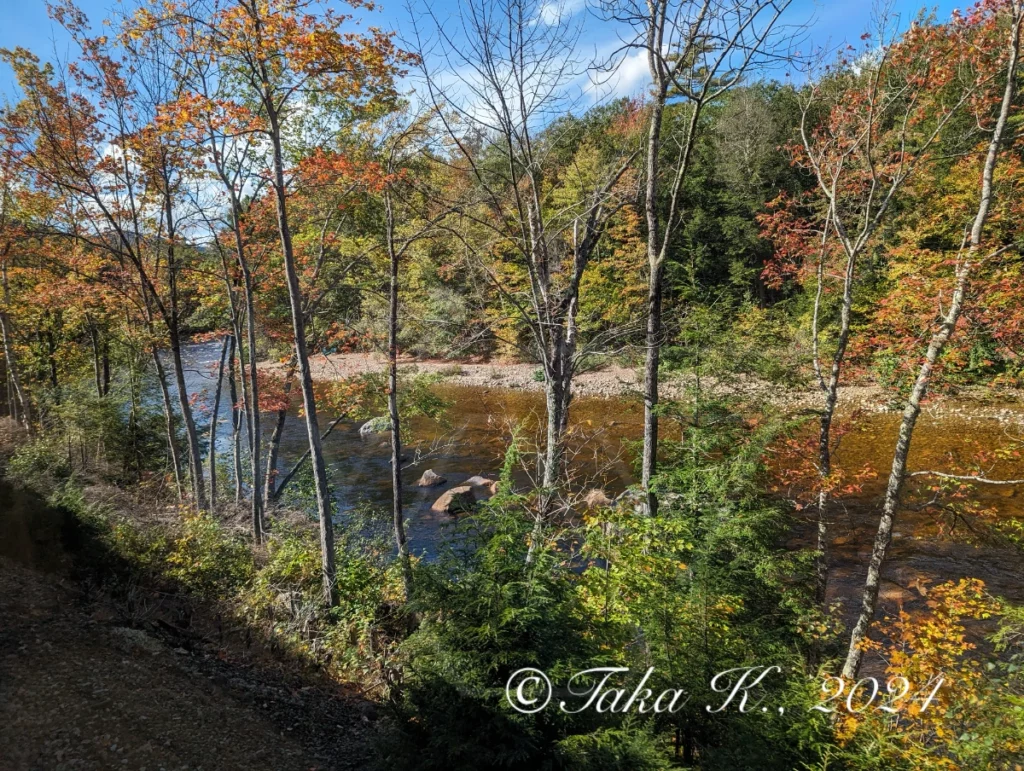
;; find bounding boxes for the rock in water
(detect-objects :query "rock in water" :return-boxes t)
[358,416,391,437]
[431,475,499,514]
[615,488,648,516]
[463,475,499,498]
[431,485,476,515]
[582,488,613,509]
[416,469,447,487]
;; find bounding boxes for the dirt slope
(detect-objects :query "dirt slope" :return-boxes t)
[0,479,382,771]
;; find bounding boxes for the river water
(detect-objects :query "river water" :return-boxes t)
[178,341,642,554]
[178,341,1024,622]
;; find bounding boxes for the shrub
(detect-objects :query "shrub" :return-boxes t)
[380,471,603,768]
[555,724,671,771]
[46,381,173,483]
[165,512,254,599]
[240,520,404,682]
[8,437,71,491]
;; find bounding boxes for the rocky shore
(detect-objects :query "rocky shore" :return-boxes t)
[264,352,1024,426]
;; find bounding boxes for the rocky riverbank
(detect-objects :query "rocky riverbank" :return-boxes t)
[264,352,1024,426]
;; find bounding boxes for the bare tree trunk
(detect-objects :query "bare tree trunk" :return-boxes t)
[168,329,206,509]
[528,298,581,564]
[6,368,15,423]
[223,235,263,538]
[240,266,263,538]
[209,148,263,537]
[641,86,667,518]
[263,361,295,502]
[101,338,110,396]
[45,329,59,400]
[228,333,243,503]
[208,334,229,509]
[128,348,141,477]
[641,258,664,517]
[0,306,28,428]
[221,226,262,537]
[814,239,854,609]
[267,112,336,606]
[526,365,566,566]
[386,191,413,599]
[544,346,569,489]
[152,348,184,500]
[164,193,207,511]
[263,407,287,501]
[842,6,1021,680]
[0,252,24,426]
[88,320,104,399]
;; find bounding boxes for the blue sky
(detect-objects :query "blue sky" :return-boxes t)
[0,0,960,101]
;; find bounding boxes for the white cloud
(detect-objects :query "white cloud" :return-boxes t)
[537,0,586,26]
[584,48,650,103]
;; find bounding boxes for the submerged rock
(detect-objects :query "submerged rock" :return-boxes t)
[416,469,447,487]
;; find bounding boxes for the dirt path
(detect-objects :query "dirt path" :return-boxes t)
[0,482,382,771]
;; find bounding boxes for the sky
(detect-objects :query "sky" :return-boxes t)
[0,0,962,103]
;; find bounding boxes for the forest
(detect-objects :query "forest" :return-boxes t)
[0,0,1023,768]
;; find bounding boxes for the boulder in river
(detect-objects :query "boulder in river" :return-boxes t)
[417,469,447,487]
[614,488,680,516]
[463,475,499,498]
[358,416,391,437]
[431,485,477,515]
[582,488,613,509]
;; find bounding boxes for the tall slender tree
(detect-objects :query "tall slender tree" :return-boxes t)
[603,0,792,516]
[157,0,413,604]
[761,16,984,608]
[843,0,1023,679]
[412,0,640,559]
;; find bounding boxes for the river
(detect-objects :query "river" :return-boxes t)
[177,341,1024,623]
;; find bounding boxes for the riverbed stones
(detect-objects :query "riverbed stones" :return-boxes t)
[582,489,613,509]
[463,475,499,497]
[417,469,447,487]
[358,416,391,437]
[430,486,476,515]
